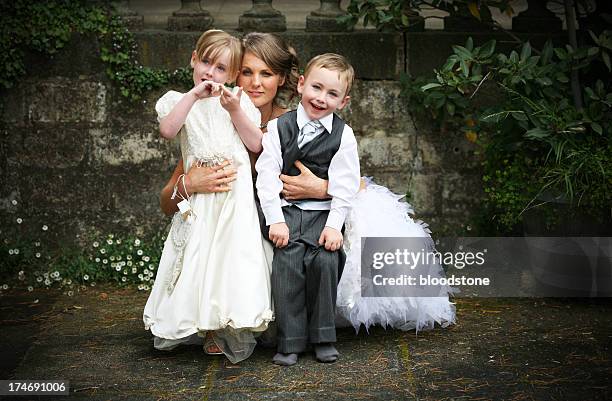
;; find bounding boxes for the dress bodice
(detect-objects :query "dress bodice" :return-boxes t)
[155,90,261,167]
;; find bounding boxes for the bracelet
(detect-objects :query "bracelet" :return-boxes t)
[171,174,189,201]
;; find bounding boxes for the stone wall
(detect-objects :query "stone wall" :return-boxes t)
[1,29,548,245]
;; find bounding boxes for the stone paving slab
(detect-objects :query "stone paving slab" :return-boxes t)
[1,287,611,400]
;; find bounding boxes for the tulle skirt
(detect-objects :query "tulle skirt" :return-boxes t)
[336,178,456,332]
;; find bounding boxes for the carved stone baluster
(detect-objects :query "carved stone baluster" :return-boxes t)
[306,0,351,32]
[239,0,286,33]
[167,0,214,32]
[112,1,143,30]
[512,1,561,32]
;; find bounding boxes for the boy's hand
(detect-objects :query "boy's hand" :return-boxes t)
[220,86,242,113]
[318,227,343,251]
[269,222,289,248]
[190,80,223,99]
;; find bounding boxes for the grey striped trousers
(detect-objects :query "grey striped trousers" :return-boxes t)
[272,205,344,354]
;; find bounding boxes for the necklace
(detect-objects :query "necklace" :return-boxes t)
[259,105,276,129]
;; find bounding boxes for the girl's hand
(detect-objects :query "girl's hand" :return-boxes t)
[190,80,223,99]
[220,86,242,113]
[280,160,329,200]
[187,160,236,193]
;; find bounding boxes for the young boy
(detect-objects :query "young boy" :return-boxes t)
[255,53,360,366]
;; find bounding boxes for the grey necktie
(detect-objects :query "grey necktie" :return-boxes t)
[298,120,323,148]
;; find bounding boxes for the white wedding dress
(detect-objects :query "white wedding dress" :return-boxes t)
[336,178,456,332]
[143,91,274,363]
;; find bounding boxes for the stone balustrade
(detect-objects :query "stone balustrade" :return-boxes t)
[117,0,583,32]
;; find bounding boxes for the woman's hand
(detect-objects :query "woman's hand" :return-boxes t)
[220,86,242,113]
[280,161,329,200]
[160,159,236,216]
[186,160,237,194]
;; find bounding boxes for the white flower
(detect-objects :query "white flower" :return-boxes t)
[95,257,100,263]
[107,239,113,245]
[67,279,72,285]
[83,275,89,281]
[131,267,137,274]
[44,279,51,286]
[143,269,149,275]
[43,272,49,279]
[2,284,8,290]
[138,284,144,290]
[53,271,59,277]
[116,239,122,245]
[27,286,33,292]
[68,291,74,296]
[14,249,19,255]
[121,276,127,282]
[139,261,144,267]
[134,239,141,246]
[116,255,122,261]
[111,262,116,268]
[100,248,106,254]
[138,274,143,280]
[144,285,150,291]
[35,242,40,247]
[110,256,115,261]
[42,225,48,231]
[143,256,150,262]
[115,265,121,271]
[11,200,17,205]
[127,261,133,267]
[103,259,108,264]
[90,282,96,287]
[126,255,132,260]
[16,218,23,224]
[109,234,114,239]
[144,276,150,281]
[137,249,143,256]
[123,270,128,275]
[8,249,14,255]
[35,252,41,258]
[93,242,99,248]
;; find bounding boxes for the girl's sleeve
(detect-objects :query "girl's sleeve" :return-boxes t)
[155,91,182,122]
[239,92,262,128]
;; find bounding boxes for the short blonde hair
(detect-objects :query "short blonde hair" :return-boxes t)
[303,53,355,96]
[194,29,242,82]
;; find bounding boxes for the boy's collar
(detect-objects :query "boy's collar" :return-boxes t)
[297,103,333,134]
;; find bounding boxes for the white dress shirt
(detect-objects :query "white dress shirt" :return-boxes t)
[255,103,361,232]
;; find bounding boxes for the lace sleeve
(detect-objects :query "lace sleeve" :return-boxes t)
[155,91,183,122]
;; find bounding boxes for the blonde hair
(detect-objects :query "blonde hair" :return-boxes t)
[304,53,355,96]
[242,32,299,107]
[194,29,242,82]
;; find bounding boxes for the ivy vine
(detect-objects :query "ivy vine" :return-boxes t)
[1,0,192,100]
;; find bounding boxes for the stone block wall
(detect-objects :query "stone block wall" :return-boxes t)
[0,30,493,246]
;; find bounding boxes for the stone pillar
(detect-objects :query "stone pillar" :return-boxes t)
[512,1,561,32]
[239,0,286,32]
[306,0,351,32]
[443,4,493,31]
[167,0,214,32]
[112,1,144,30]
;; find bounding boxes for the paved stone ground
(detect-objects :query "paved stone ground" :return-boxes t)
[1,287,611,401]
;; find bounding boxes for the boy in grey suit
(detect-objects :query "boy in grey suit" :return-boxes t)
[256,53,360,366]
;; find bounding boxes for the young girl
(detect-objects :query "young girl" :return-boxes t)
[143,30,273,363]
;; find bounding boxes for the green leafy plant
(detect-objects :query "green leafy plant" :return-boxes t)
[1,0,192,99]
